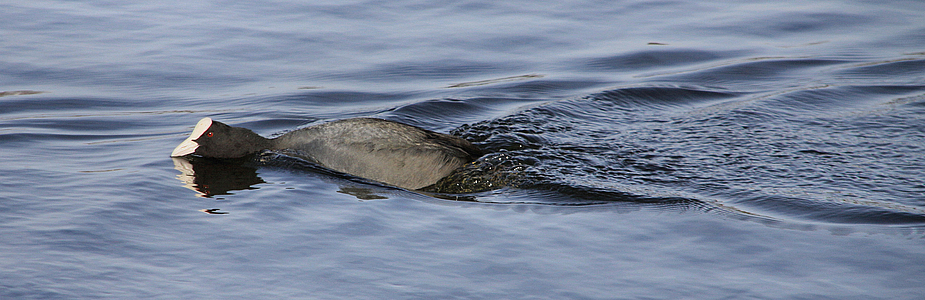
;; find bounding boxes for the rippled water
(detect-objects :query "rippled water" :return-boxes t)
[3,0,925,298]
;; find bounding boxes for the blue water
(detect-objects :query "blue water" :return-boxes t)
[2,0,925,298]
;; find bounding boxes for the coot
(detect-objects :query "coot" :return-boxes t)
[171,117,482,190]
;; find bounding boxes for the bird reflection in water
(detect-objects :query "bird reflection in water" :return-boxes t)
[172,156,393,213]
[336,186,388,200]
[172,157,265,215]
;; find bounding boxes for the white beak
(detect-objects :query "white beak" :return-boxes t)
[171,117,212,157]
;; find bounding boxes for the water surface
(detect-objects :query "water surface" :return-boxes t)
[2,0,925,298]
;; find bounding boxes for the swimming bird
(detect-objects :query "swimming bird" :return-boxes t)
[171,117,482,190]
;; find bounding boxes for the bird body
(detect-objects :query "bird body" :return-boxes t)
[172,117,481,190]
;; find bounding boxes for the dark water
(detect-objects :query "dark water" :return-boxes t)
[3,0,925,298]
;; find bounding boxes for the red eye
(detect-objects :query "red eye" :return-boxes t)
[207,132,214,137]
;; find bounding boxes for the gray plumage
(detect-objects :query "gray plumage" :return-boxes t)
[172,117,482,190]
